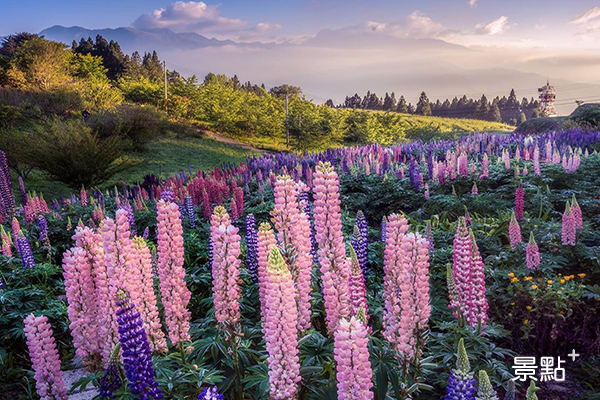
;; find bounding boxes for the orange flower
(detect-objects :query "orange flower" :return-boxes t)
[547,280,553,285]
[526,305,532,311]
[560,279,566,284]
[511,277,519,283]
[523,319,529,325]
[508,272,515,278]
[531,284,538,290]
[578,273,586,278]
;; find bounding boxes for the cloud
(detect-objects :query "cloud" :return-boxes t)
[570,7,600,32]
[475,16,509,35]
[235,22,283,41]
[133,1,246,33]
[353,11,446,39]
[468,0,478,7]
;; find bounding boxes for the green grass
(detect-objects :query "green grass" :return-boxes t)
[16,134,257,199]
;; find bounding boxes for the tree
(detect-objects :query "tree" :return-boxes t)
[142,51,163,82]
[415,91,432,116]
[383,92,397,111]
[396,95,408,113]
[475,94,490,120]
[269,84,302,99]
[0,32,39,57]
[488,103,502,122]
[517,112,527,125]
[325,99,335,107]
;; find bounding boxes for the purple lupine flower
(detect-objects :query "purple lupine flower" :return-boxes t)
[36,215,49,243]
[115,290,163,400]
[17,231,35,268]
[445,338,476,400]
[424,220,434,253]
[0,277,5,289]
[380,216,388,242]
[184,196,196,228]
[350,210,369,277]
[18,176,28,205]
[408,157,421,192]
[142,227,149,240]
[198,387,223,400]
[0,150,15,218]
[119,204,136,235]
[245,214,259,283]
[99,343,123,398]
[160,190,174,202]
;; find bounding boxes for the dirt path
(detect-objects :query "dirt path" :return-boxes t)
[203,130,267,153]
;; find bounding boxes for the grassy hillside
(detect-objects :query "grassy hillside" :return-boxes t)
[223,109,514,152]
[16,133,257,199]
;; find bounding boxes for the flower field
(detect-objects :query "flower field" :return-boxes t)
[1,129,599,400]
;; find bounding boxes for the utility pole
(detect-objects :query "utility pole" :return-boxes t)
[163,60,168,111]
[285,92,289,147]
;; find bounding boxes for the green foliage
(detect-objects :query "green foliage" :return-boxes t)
[24,118,129,188]
[569,104,600,129]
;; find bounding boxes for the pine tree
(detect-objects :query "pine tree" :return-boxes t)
[396,95,408,113]
[415,91,432,116]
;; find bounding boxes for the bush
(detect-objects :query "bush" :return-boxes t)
[87,104,162,151]
[25,118,129,187]
[569,104,600,129]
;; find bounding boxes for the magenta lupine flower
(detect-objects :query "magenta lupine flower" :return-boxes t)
[515,185,524,220]
[383,228,431,359]
[263,247,301,399]
[509,212,522,249]
[210,205,242,328]
[450,218,488,328]
[570,194,583,229]
[271,176,313,331]
[157,199,192,345]
[561,201,576,246]
[526,232,540,270]
[80,187,88,206]
[502,150,510,170]
[130,237,168,353]
[23,314,68,400]
[313,161,351,332]
[334,312,374,400]
[458,153,468,176]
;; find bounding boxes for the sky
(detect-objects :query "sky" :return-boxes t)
[3,0,600,114]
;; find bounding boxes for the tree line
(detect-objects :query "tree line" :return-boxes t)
[328,89,543,125]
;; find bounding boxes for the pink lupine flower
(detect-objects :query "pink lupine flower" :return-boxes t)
[383,230,431,359]
[515,185,524,220]
[561,201,576,246]
[458,153,468,176]
[313,161,351,333]
[230,197,239,221]
[471,182,478,195]
[570,194,583,229]
[210,205,242,328]
[509,212,522,249]
[80,187,88,206]
[130,237,168,353]
[157,199,192,344]
[424,183,430,200]
[526,233,540,270]
[263,247,301,400]
[257,222,277,319]
[63,245,102,367]
[545,141,552,162]
[523,165,528,175]
[23,314,68,400]
[348,247,369,324]
[450,218,488,328]
[271,176,313,331]
[0,225,11,257]
[502,149,511,170]
[334,313,374,400]
[480,153,489,179]
[533,145,541,175]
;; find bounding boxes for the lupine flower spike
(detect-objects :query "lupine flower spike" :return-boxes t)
[508,212,522,249]
[561,201,576,246]
[475,370,498,400]
[503,380,516,400]
[526,232,540,270]
[444,338,476,400]
[198,387,224,400]
[99,343,123,398]
[571,194,583,229]
[23,314,68,400]
[115,290,163,399]
[526,381,539,400]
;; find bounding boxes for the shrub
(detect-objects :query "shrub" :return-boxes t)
[25,118,129,187]
[569,104,600,129]
[87,105,162,151]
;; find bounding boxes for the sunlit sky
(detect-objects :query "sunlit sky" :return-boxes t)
[3,0,600,113]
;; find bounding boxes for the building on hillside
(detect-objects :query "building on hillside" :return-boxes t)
[538,80,557,117]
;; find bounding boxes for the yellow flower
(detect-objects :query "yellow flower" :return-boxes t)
[508,272,515,278]
[547,280,553,285]
[531,284,538,290]
[510,302,515,306]
[523,319,529,325]
[511,277,519,283]
[526,305,532,311]
[564,276,571,281]
[559,310,564,315]
[560,279,566,284]
[558,273,562,276]
[524,276,533,281]
[578,273,586,278]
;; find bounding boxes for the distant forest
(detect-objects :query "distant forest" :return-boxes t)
[327,90,543,126]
